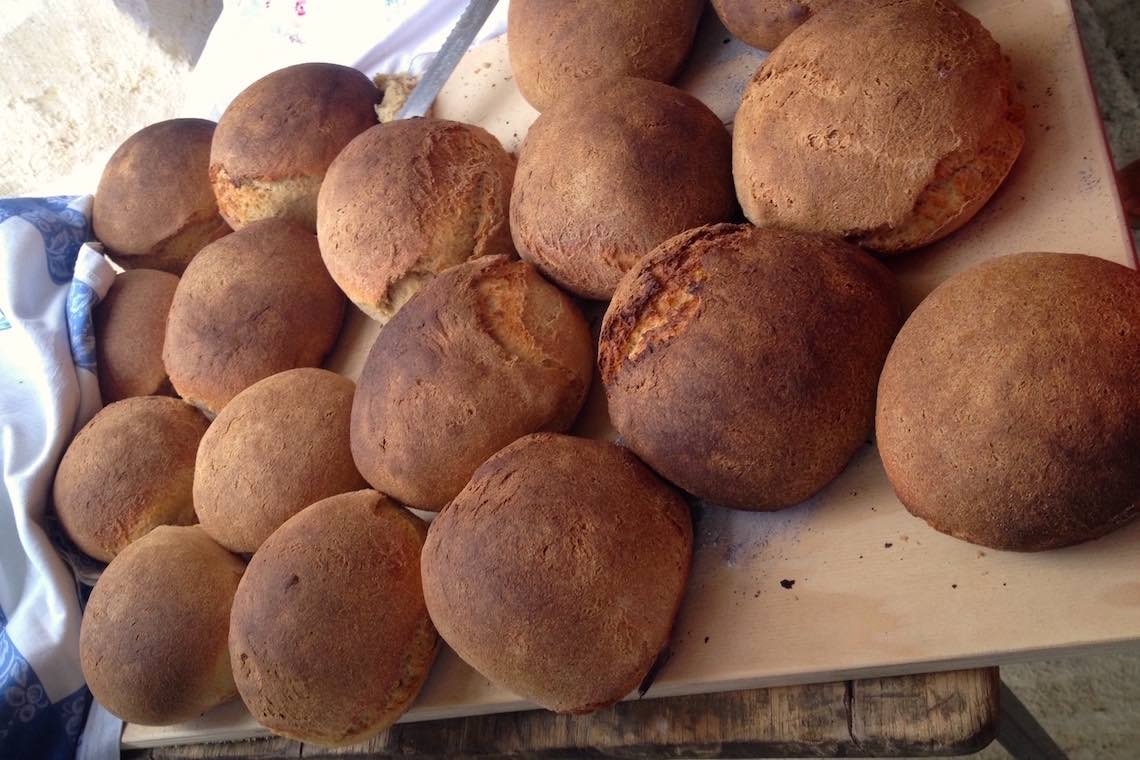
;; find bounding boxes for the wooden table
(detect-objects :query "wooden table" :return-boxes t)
[122,667,1067,759]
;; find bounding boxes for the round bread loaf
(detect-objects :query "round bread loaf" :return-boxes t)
[230,490,437,746]
[163,218,345,416]
[195,368,366,554]
[711,0,832,51]
[511,77,734,299]
[210,63,378,231]
[317,118,516,322]
[421,433,692,714]
[53,397,208,563]
[508,0,705,111]
[94,118,230,274]
[350,257,592,510]
[733,0,1024,253]
[80,526,243,724]
[599,224,900,510]
[94,269,179,403]
[877,253,1140,551]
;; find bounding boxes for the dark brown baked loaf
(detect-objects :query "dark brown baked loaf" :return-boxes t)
[94,118,229,273]
[162,218,345,415]
[508,0,705,111]
[317,118,516,322]
[350,257,592,510]
[94,269,179,403]
[210,63,378,231]
[599,224,900,510]
[877,252,1140,551]
[711,0,830,51]
[511,77,734,299]
[230,490,437,746]
[53,397,208,562]
[421,433,692,714]
[195,368,366,554]
[80,526,244,724]
[733,0,1024,253]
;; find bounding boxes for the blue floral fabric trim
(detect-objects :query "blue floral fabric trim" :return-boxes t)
[65,281,99,373]
[0,607,91,760]
[0,197,88,286]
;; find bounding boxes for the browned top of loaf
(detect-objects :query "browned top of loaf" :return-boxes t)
[876,252,1140,551]
[93,118,225,260]
[511,77,735,299]
[421,433,692,714]
[94,269,180,403]
[317,118,515,320]
[508,0,705,111]
[195,368,366,554]
[53,397,208,563]
[733,0,1020,249]
[80,526,244,725]
[211,63,377,183]
[599,224,900,510]
[229,490,437,746]
[350,257,592,510]
[162,218,345,415]
[711,0,827,51]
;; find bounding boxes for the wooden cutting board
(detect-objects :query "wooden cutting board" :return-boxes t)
[123,0,1139,748]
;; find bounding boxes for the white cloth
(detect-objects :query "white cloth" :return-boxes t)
[185,0,509,121]
[0,196,116,758]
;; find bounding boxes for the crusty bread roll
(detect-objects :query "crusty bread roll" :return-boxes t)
[511,77,734,299]
[733,0,1024,253]
[163,219,345,416]
[80,526,243,724]
[599,224,899,510]
[210,63,378,231]
[711,0,829,51]
[230,490,437,746]
[317,118,515,322]
[508,0,705,111]
[421,433,692,714]
[350,257,592,510]
[93,118,230,274]
[53,397,208,563]
[94,269,179,403]
[195,368,366,554]
[877,253,1140,551]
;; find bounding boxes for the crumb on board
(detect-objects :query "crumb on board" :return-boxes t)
[780,579,795,589]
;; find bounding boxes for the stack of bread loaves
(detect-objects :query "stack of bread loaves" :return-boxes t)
[62,0,1140,748]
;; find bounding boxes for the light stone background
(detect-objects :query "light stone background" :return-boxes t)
[0,1,1137,758]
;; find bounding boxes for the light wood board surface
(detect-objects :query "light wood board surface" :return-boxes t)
[123,0,1139,748]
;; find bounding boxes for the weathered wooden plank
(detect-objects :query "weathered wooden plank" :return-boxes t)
[849,668,999,756]
[128,669,1003,759]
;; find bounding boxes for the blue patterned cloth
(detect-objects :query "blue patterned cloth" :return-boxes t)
[0,196,117,760]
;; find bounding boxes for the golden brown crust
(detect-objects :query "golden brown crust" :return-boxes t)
[732,0,1024,253]
[195,368,366,553]
[876,253,1140,551]
[229,490,438,746]
[94,269,180,403]
[421,433,692,714]
[508,0,705,111]
[350,257,593,510]
[162,219,345,416]
[511,77,735,300]
[80,526,244,724]
[53,397,209,563]
[210,63,378,230]
[317,119,516,322]
[94,118,229,274]
[711,0,824,51]
[599,224,900,510]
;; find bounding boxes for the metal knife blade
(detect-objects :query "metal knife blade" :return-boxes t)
[396,0,502,120]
